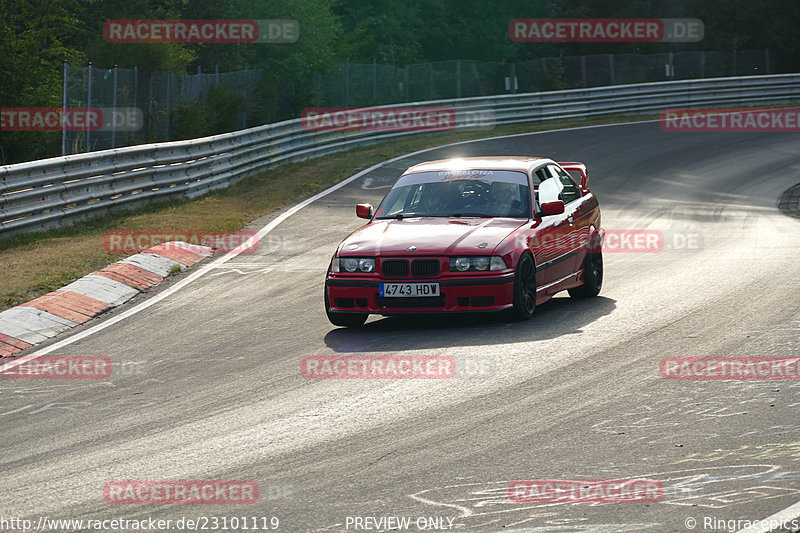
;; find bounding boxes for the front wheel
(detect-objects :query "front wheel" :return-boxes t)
[510,254,537,320]
[569,248,603,298]
[325,289,368,327]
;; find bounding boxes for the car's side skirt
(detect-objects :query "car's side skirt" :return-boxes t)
[537,269,583,295]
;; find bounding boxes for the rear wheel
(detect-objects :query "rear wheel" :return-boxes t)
[325,289,368,327]
[510,254,537,320]
[569,248,603,298]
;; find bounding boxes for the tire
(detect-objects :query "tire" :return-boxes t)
[325,289,368,327]
[510,253,537,320]
[569,247,603,298]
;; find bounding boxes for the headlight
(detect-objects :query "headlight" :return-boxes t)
[454,257,471,271]
[449,256,507,272]
[334,257,375,273]
[358,258,375,272]
[344,258,360,272]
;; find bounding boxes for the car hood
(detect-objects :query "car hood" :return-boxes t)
[338,218,527,256]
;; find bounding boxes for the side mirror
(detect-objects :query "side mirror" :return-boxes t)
[541,200,565,216]
[356,203,374,219]
[558,162,589,190]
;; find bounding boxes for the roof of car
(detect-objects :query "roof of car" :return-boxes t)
[405,156,551,174]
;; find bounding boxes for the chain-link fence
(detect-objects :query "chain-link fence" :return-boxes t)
[61,48,774,155]
[318,49,774,108]
[63,64,264,154]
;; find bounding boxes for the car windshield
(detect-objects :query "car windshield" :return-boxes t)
[374,170,531,219]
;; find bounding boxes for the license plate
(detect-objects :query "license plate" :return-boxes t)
[379,282,440,297]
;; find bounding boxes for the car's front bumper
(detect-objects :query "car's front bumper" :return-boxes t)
[325,272,516,314]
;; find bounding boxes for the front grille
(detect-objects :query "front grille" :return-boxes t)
[381,259,409,277]
[411,259,440,277]
[377,295,446,308]
[381,258,441,277]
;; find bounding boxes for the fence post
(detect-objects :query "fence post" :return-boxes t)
[111,65,118,148]
[668,51,674,80]
[608,54,615,85]
[166,72,171,141]
[404,65,409,101]
[345,58,350,107]
[242,63,248,129]
[133,66,138,143]
[580,55,587,87]
[699,51,705,78]
[456,61,461,98]
[87,62,93,152]
[372,57,377,103]
[542,58,548,89]
[62,61,68,155]
[148,71,154,141]
[428,62,433,100]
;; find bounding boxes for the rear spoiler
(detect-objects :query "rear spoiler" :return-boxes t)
[558,162,589,191]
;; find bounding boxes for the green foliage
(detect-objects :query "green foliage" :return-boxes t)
[169,85,249,139]
[207,85,247,133]
[79,0,194,71]
[2,0,800,163]
[0,0,85,163]
[170,100,210,140]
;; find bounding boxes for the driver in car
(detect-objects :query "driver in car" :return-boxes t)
[488,182,523,216]
[419,182,456,215]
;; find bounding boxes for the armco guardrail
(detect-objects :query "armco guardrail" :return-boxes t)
[2,74,799,236]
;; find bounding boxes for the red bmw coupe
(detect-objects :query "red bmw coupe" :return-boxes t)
[324,156,604,327]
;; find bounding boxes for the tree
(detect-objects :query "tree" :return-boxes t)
[0,0,85,163]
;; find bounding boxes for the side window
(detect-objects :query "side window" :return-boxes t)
[532,168,550,211]
[538,177,562,205]
[549,165,582,204]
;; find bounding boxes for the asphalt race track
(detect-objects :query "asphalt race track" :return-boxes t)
[2,120,800,533]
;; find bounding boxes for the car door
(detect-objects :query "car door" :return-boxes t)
[530,168,576,290]
[547,164,586,275]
